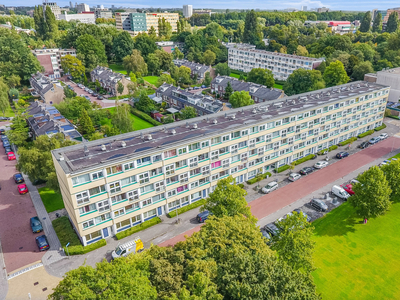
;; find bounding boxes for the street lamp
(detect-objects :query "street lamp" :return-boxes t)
[66,242,70,259]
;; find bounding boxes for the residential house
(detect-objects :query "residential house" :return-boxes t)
[29,72,65,105]
[173,59,211,82]
[90,66,131,97]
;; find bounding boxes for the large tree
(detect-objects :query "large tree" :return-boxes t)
[112,102,134,133]
[76,34,107,71]
[6,112,29,147]
[283,69,325,96]
[243,9,262,45]
[135,91,155,113]
[33,5,58,40]
[61,55,85,79]
[224,81,233,100]
[323,61,350,87]
[372,12,382,33]
[381,160,400,200]
[229,91,254,108]
[352,61,374,80]
[180,106,197,120]
[113,31,135,62]
[247,68,275,88]
[202,50,216,66]
[123,49,148,76]
[154,49,173,72]
[0,78,10,117]
[156,74,175,87]
[386,11,399,33]
[172,66,191,85]
[214,63,231,76]
[134,33,157,59]
[78,109,95,138]
[349,166,392,220]
[359,11,371,32]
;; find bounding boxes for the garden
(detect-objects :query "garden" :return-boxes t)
[101,107,154,131]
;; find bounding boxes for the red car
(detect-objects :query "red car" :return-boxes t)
[342,184,354,195]
[7,151,16,160]
[18,184,28,195]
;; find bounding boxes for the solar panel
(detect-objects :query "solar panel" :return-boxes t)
[135,146,153,152]
[61,125,74,131]
[106,153,126,160]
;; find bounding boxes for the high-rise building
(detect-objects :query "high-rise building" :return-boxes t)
[51,81,388,246]
[193,9,211,16]
[31,48,76,79]
[76,2,90,13]
[69,1,73,8]
[183,5,193,18]
[317,7,329,13]
[302,5,307,11]
[42,2,62,20]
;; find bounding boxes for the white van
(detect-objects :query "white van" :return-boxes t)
[111,238,144,259]
[332,185,350,200]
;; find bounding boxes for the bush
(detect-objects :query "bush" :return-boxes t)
[167,199,206,218]
[115,217,161,240]
[274,165,290,173]
[358,130,375,138]
[65,239,107,255]
[293,154,315,166]
[317,145,338,155]
[246,172,272,185]
[388,115,400,120]
[374,123,387,131]
[339,137,357,146]
[130,107,162,126]
[238,183,245,189]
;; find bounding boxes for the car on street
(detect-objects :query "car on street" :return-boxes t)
[262,181,279,194]
[13,173,24,184]
[18,184,28,194]
[92,93,98,97]
[0,129,5,135]
[197,210,211,223]
[359,141,370,149]
[336,151,349,159]
[35,235,50,251]
[1,135,8,142]
[97,95,104,100]
[288,173,301,182]
[30,216,43,233]
[350,179,360,185]
[0,117,10,121]
[293,208,311,222]
[314,161,328,169]
[67,75,73,80]
[3,140,10,148]
[310,198,328,212]
[277,212,293,223]
[260,228,272,244]
[342,184,354,195]
[379,133,388,140]
[369,137,380,144]
[4,146,11,154]
[300,166,314,175]
[84,96,91,101]
[264,223,279,237]
[7,151,16,160]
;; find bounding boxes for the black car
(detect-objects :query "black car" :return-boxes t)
[336,151,349,159]
[35,235,50,251]
[97,95,104,100]
[4,146,12,154]
[300,167,314,175]
[30,216,43,233]
[264,223,279,237]
[0,129,5,135]
[32,178,47,185]
[13,173,24,184]
[260,228,272,245]
[293,208,311,222]
[310,199,328,212]
[92,93,98,97]
[359,141,370,149]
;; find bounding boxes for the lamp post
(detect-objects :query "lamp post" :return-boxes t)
[66,242,70,259]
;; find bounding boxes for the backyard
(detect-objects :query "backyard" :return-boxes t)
[38,186,64,213]
[109,64,127,75]
[143,76,159,86]
[312,201,400,299]
[101,107,154,130]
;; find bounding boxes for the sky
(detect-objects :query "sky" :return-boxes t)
[3,0,400,12]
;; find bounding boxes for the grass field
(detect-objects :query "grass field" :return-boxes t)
[38,186,65,213]
[312,202,400,299]
[109,64,127,75]
[101,107,154,130]
[143,76,159,86]
[52,216,81,247]
[2,107,15,118]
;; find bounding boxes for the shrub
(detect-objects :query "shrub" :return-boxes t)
[358,130,374,138]
[274,165,290,173]
[374,123,387,131]
[328,145,338,151]
[293,154,315,166]
[246,172,272,185]
[64,239,107,255]
[130,107,162,126]
[167,199,206,218]
[388,115,400,120]
[115,217,161,240]
[339,137,357,146]
[238,183,245,189]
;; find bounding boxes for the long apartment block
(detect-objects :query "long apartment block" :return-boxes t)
[52,81,388,246]
[225,43,324,80]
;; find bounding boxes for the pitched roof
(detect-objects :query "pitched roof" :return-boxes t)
[173,59,210,75]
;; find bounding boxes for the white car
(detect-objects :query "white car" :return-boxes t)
[288,173,301,182]
[379,133,388,140]
[314,161,328,169]
[277,212,293,223]
[262,181,279,194]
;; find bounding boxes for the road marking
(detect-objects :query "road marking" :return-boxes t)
[7,263,43,280]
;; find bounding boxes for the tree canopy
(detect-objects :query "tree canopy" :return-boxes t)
[229,91,254,108]
[247,68,275,88]
[283,69,325,96]
[323,60,350,87]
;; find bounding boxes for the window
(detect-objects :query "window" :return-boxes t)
[241,153,248,161]
[211,173,219,181]
[230,144,238,154]
[114,208,125,218]
[91,171,104,181]
[222,135,230,142]
[222,159,230,168]
[150,167,163,177]
[111,193,124,204]
[106,165,122,175]
[238,141,247,148]
[95,213,111,224]
[168,199,181,209]
[76,191,89,205]
[175,159,187,168]
[198,152,209,161]
[78,203,96,215]
[211,161,221,169]
[123,162,135,171]
[249,139,256,148]
[164,149,177,158]
[140,183,154,194]
[167,189,177,197]
[89,185,106,196]
[143,209,157,218]
[121,175,136,186]
[211,150,219,161]
[139,172,150,184]
[152,154,162,162]
[241,129,249,136]
[201,140,209,148]
[97,200,110,213]
[155,180,165,192]
[265,134,272,143]
[72,174,90,185]
[201,165,210,175]
[188,142,200,151]
[211,136,221,145]
[165,164,175,175]
[85,230,101,241]
[83,219,94,229]
[179,173,189,183]
[137,156,151,166]
[178,147,187,155]
[199,177,209,185]
[191,191,202,200]
[231,131,240,139]
[116,218,131,229]
[109,182,121,194]
[127,189,139,201]
[190,181,199,189]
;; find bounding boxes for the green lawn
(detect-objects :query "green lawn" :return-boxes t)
[52,216,81,247]
[273,84,283,89]
[109,63,127,75]
[38,186,65,213]
[312,202,400,299]
[3,107,15,118]
[101,107,154,130]
[143,76,159,86]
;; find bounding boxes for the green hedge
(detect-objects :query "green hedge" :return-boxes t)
[339,137,357,146]
[358,130,374,138]
[246,172,272,185]
[130,107,162,126]
[115,217,161,240]
[167,199,206,218]
[388,115,400,120]
[64,239,107,256]
[317,145,338,155]
[293,154,315,166]
[238,183,245,189]
[374,123,387,131]
[274,165,290,173]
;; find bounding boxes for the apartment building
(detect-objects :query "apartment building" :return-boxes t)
[32,48,76,79]
[364,67,400,102]
[43,1,61,19]
[193,9,212,16]
[76,3,89,13]
[30,72,65,105]
[115,12,179,36]
[183,5,193,18]
[94,8,112,19]
[226,43,324,81]
[52,81,388,246]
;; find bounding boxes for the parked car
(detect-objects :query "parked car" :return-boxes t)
[0,129,5,135]
[336,151,349,159]
[197,210,211,223]
[310,198,328,212]
[1,135,8,142]
[369,137,380,144]
[314,161,328,169]
[18,184,28,194]
[264,223,279,237]
[350,179,360,185]
[92,93,98,97]
[342,184,354,195]
[32,178,46,185]
[7,151,16,160]
[300,167,314,175]
[13,173,24,184]
[0,117,10,121]
[3,140,10,148]
[277,212,293,223]
[332,185,350,200]
[379,133,388,140]
[359,141,370,149]
[84,96,91,101]
[30,216,43,233]
[293,208,311,222]
[111,238,143,259]
[288,173,301,182]
[379,159,391,167]
[35,235,50,251]
[97,95,104,100]
[260,228,272,242]
[201,85,207,88]
[67,75,73,80]
[262,181,279,194]
[4,146,11,154]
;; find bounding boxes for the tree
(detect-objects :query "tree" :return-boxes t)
[381,160,400,200]
[7,112,29,147]
[133,33,157,58]
[203,72,211,86]
[180,106,197,120]
[272,212,315,273]
[147,53,161,75]
[296,45,309,56]
[372,12,382,33]
[283,69,325,96]
[117,81,124,95]
[247,68,275,88]
[352,61,374,80]
[224,81,233,100]
[157,74,175,87]
[359,11,371,32]
[61,55,85,79]
[173,48,184,59]
[78,109,95,137]
[123,49,148,76]
[8,88,19,99]
[113,31,135,62]
[323,61,350,87]
[154,49,173,72]
[6,74,21,88]
[202,176,256,223]
[386,11,399,33]
[229,91,254,108]
[135,91,155,113]
[214,63,231,76]
[202,50,216,66]
[243,9,262,45]
[172,66,191,85]
[64,87,77,98]
[76,34,107,71]
[375,59,393,71]
[162,115,174,124]
[349,166,392,220]
[112,102,134,133]
[33,5,58,40]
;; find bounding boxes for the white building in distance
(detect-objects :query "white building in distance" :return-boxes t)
[76,2,90,13]
[59,11,95,24]
[183,5,193,18]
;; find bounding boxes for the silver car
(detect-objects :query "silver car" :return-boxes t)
[262,181,278,194]
[379,133,388,140]
[288,173,301,182]
[314,161,328,169]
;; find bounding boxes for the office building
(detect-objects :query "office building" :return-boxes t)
[52,81,388,246]
[183,5,192,18]
[30,72,65,105]
[32,48,76,79]
[115,12,179,36]
[225,43,324,81]
[302,6,307,11]
[364,67,400,102]
[76,2,89,13]
[94,8,112,19]
[43,2,61,19]
[58,11,96,24]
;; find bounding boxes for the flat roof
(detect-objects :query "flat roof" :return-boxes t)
[53,81,389,175]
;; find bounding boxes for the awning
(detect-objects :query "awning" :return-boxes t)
[167,108,179,114]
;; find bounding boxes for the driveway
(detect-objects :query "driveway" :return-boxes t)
[65,81,114,108]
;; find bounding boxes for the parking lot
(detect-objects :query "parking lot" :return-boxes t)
[65,80,115,108]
